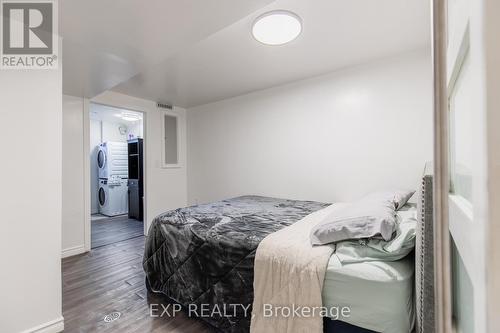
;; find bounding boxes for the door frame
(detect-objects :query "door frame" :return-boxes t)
[83,100,148,252]
[484,1,500,330]
[432,0,453,331]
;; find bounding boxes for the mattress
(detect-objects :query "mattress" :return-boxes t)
[322,253,415,333]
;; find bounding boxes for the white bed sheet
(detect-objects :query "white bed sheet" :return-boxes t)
[322,253,415,333]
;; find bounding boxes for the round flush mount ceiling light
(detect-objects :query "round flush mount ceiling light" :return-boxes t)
[252,10,302,45]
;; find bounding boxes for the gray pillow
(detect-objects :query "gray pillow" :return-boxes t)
[310,198,397,245]
[361,189,415,210]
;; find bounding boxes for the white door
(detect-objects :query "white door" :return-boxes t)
[445,0,487,332]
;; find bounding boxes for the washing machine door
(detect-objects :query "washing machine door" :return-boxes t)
[97,148,106,169]
[98,185,107,207]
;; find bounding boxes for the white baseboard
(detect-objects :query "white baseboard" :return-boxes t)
[21,316,64,333]
[62,244,86,258]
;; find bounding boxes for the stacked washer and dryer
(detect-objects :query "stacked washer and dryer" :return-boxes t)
[97,141,129,216]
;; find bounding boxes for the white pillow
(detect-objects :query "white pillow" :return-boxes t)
[335,205,417,263]
[310,198,397,245]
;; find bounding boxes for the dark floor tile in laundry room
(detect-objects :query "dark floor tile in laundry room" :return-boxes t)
[91,215,144,249]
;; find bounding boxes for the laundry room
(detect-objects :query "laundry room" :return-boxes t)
[89,103,145,249]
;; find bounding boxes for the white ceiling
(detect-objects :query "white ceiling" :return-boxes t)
[61,0,274,97]
[62,0,430,108]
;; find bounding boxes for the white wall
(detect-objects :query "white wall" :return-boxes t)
[101,120,142,142]
[62,95,86,257]
[101,121,128,142]
[187,50,433,205]
[128,121,143,139]
[0,66,63,331]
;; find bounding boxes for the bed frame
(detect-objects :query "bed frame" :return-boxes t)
[325,171,435,333]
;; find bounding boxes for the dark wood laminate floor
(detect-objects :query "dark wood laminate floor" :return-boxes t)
[63,236,215,332]
[91,215,145,249]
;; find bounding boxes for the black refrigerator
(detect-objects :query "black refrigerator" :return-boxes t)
[128,138,143,221]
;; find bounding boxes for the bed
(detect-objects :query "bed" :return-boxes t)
[143,175,434,333]
[143,195,330,332]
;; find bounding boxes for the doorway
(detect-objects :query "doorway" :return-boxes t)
[89,103,145,249]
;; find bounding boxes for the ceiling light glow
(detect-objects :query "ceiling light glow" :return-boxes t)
[252,10,302,46]
[121,116,140,122]
[116,112,141,122]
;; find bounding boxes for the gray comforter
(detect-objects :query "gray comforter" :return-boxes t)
[143,195,329,332]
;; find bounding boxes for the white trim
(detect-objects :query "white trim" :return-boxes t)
[142,110,148,235]
[83,98,92,252]
[446,0,470,85]
[20,316,64,333]
[449,196,478,278]
[62,244,86,258]
[161,110,182,169]
[447,24,470,93]
[449,194,473,220]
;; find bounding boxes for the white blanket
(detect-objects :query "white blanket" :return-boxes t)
[250,204,344,333]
